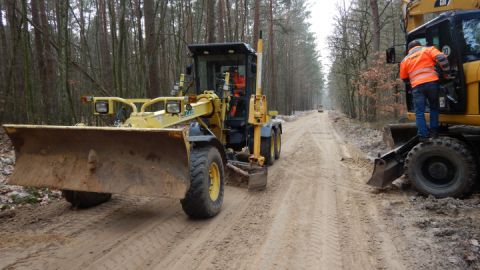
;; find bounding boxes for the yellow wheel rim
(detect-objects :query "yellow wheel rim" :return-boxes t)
[276,133,281,154]
[271,136,275,160]
[208,162,221,201]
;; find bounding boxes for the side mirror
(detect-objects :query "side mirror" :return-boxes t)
[185,64,193,76]
[386,47,396,64]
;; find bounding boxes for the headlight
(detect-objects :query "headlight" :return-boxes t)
[95,101,109,114]
[166,101,181,114]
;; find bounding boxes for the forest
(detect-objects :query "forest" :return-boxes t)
[327,0,405,122]
[0,0,324,124]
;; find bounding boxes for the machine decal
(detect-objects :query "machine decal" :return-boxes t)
[442,45,451,56]
[435,0,450,7]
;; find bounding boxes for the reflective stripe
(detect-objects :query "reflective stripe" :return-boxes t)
[436,55,447,61]
[409,66,436,77]
[401,47,425,63]
[411,73,438,84]
[408,46,424,56]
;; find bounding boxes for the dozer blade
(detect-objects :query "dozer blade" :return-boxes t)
[3,125,190,198]
[368,135,419,188]
[226,161,268,191]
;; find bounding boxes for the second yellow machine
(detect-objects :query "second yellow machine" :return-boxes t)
[370,0,480,198]
[3,36,282,219]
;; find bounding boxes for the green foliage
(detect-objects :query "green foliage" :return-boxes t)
[10,193,38,204]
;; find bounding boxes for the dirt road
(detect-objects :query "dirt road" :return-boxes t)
[0,112,415,269]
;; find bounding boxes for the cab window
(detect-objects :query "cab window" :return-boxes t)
[196,55,246,94]
[460,19,480,62]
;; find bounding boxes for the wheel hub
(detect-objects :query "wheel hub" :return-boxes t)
[428,162,448,180]
[208,162,221,201]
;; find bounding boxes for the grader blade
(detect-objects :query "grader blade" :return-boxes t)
[3,125,190,199]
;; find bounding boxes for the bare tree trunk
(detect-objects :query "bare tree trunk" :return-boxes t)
[185,0,193,44]
[217,0,225,42]
[56,0,76,123]
[253,0,260,49]
[369,0,380,52]
[31,0,52,118]
[135,0,146,96]
[0,1,7,119]
[98,0,113,92]
[39,0,56,117]
[107,0,118,94]
[225,0,232,41]
[5,0,25,122]
[268,0,275,109]
[206,0,215,43]
[144,0,160,98]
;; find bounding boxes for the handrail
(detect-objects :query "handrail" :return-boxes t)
[94,97,138,113]
[140,97,186,113]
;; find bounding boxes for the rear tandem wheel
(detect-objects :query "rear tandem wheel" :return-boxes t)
[261,134,276,166]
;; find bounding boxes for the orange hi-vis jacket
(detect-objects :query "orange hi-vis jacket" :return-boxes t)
[400,46,450,88]
[233,73,246,90]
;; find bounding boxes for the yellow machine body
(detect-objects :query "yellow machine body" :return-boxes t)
[3,38,275,200]
[403,0,480,32]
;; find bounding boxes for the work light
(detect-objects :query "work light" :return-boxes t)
[95,101,109,114]
[166,101,181,114]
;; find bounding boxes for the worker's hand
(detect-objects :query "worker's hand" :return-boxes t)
[443,73,455,80]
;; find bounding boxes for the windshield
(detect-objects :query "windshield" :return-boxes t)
[461,19,480,62]
[196,55,246,94]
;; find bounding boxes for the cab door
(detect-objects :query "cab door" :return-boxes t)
[426,19,467,114]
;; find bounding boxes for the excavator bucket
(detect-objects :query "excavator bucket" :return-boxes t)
[3,125,190,199]
[382,123,417,149]
[368,135,419,188]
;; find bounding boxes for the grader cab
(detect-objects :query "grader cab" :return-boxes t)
[3,37,282,218]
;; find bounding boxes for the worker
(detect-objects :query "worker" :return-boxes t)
[229,67,246,117]
[400,40,450,141]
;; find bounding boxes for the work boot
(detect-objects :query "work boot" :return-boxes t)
[430,131,439,139]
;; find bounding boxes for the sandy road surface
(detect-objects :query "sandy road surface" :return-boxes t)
[0,112,409,270]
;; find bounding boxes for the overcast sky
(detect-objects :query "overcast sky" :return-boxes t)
[308,0,350,72]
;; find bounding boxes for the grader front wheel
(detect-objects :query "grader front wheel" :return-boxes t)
[181,146,225,219]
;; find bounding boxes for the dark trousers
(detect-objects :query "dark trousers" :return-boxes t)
[412,81,440,138]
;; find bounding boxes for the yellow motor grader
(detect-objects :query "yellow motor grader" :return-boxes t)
[369,0,480,198]
[3,36,282,218]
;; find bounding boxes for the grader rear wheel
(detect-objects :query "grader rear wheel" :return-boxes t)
[274,129,281,160]
[62,190,112,208]
[181,146,225,219]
